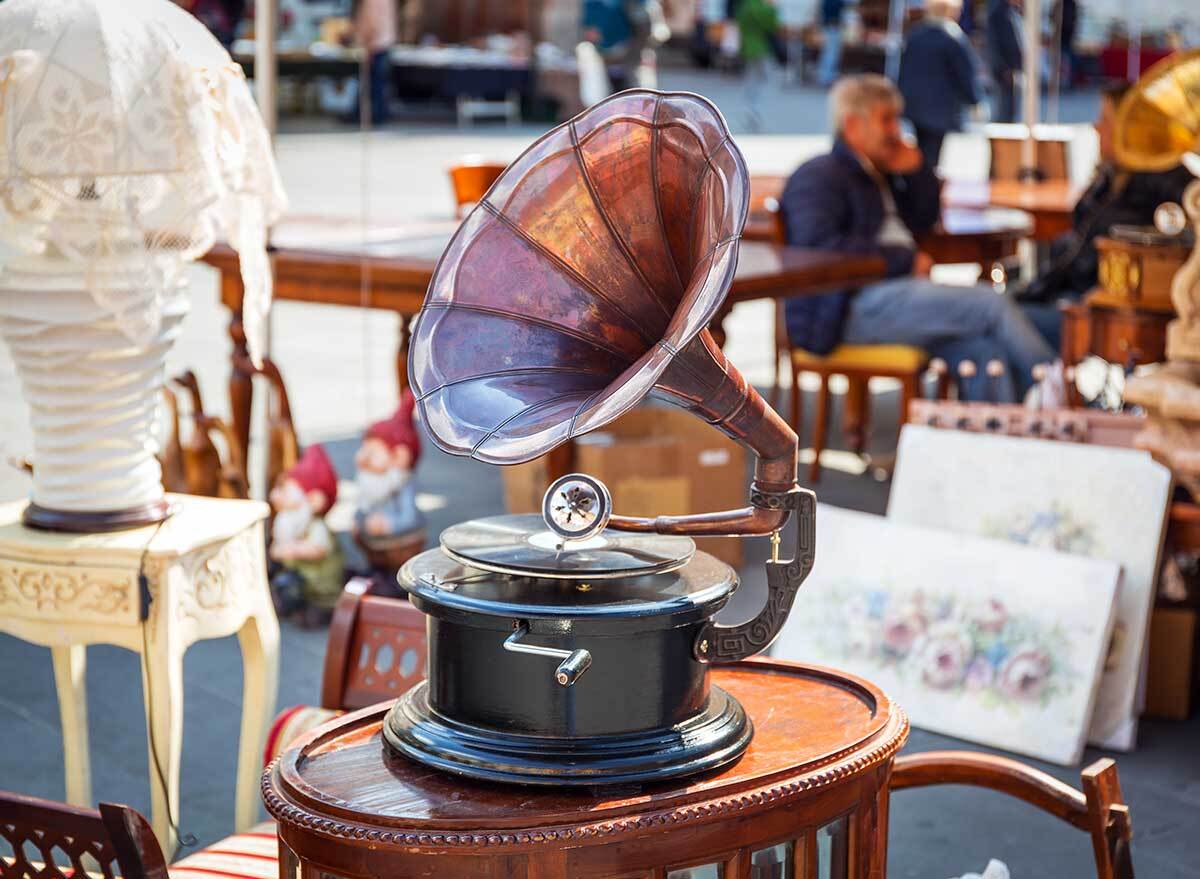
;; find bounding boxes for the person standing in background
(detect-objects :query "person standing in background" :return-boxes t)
[816,0,844,87]
[583,0,651,92]
[897,0,981,166]
[986,0,1023,122]
[1055,0,1077,89]
[349,0,397,126]
[737,0,779,131]
[175,0,246,48]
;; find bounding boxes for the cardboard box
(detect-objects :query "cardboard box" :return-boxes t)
[1144,606,1198,720]
[501,406,747,568]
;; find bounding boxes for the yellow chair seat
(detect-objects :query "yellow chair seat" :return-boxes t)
[790,343,927,373]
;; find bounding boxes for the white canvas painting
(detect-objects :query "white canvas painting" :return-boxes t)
[888,425,1172,751]
[774,505,1121,765]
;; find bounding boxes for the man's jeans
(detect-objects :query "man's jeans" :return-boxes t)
[842,278,1056,401]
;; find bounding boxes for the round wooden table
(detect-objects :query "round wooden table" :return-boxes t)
[263,658,908,879]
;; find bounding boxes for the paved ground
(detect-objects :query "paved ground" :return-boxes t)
[2,70,1197,877]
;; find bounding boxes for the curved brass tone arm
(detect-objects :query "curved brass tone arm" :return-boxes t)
[609,504,789,537]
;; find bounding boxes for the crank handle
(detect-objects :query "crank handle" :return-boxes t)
[504,621,593,686]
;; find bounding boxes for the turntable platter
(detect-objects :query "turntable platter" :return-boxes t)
[439,514,695,579]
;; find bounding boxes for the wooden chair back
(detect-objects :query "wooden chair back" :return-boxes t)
[228,354,300,493]
[987,124,1072,182]
[0,791,167,879]
[320,579,428,711]
[158,387,188,495]
[171,371,250,500]
[448,161,506,219]
[891,751,1134,879]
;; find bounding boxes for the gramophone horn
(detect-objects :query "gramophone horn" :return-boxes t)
[1114,48,1200,173]
[410,90,798,536]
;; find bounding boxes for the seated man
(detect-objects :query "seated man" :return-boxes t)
[781,74,1055,402]
[1017,81,1196,351]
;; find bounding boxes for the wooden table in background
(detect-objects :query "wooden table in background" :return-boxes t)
[203,217,886,470]
[942,179,1081,242]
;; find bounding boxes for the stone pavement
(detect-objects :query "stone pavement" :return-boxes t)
[2,73,1197,878]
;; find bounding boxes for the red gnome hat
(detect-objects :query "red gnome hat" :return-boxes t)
[287,444,339,516]
[365,389,421,465]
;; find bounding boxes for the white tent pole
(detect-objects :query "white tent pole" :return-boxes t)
[885,0,904,81]
[1020,0,1041,179]
[255,0,278,140]
[1127,17,1142,82]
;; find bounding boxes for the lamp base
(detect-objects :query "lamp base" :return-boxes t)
[23,499,175,533]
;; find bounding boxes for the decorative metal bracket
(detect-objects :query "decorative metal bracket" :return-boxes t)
[693,487,815,663]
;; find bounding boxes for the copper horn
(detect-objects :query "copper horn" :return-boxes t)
[409,89,798,536]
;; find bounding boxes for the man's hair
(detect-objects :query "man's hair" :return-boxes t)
[1101,80,1133,107]
[829,74,903,134]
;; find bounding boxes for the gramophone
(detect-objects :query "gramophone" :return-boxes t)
[383,90,814,786]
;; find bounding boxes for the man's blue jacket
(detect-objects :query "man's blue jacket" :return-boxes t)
[780,139,942,354]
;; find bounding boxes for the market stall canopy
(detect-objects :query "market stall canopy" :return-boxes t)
[0,0,285,363]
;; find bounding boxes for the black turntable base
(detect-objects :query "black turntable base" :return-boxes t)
[384,680,752,787]
[382,509,756,787]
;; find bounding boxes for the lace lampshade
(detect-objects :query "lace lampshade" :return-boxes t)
[0,0,286,531]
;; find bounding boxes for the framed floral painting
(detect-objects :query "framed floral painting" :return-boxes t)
[773,505,1120,765]
[887,425,1172,751]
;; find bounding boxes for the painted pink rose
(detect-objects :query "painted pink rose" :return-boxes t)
[972,598,1007,633]
[881,604,926,655]
[998,646,1052,700]
[917,623,973,689]
[964,656,995,690]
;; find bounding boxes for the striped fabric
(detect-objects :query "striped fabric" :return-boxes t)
[262,704,342,767]
[170,824,278,879]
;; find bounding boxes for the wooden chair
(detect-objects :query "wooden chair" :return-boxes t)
[262,580,428,764]
[891,751,1135,879]
[986,123,1072,182]
[447,160,506,219]
[320,578,427,711]
[0,790,167,879]
[765,199,932,483]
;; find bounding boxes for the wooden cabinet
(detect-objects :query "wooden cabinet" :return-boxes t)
[1059,299,1170,368]
[263,660,906,879]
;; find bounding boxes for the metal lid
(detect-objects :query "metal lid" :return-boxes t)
[440,513,695,579]
[400,544,737,624]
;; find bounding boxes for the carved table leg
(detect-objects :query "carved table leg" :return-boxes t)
[140,627,184,858]
[229,310,254,481]
[235,565,280,831]
[51,644,91,807]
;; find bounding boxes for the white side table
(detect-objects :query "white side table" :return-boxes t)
[0,495,279,858]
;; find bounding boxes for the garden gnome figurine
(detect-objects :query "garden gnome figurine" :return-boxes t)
[354,390,426,547]
[269,444,346,625]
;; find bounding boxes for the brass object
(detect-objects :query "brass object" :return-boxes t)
[1089,235,1187,313]
[1114,49,1200,173]
[410,89,800,536]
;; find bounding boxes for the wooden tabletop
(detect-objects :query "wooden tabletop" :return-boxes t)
[942,179,1081,241]
[204,216,888,313]
[263,659,905,843]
